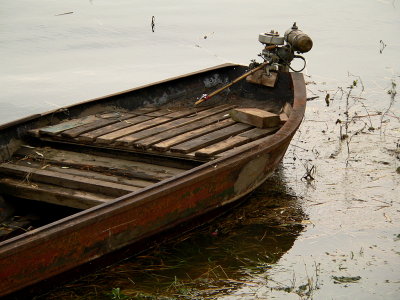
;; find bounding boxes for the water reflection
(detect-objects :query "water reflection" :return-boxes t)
[40,169,306,299]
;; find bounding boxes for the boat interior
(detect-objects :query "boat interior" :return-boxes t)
[0,65,295,242]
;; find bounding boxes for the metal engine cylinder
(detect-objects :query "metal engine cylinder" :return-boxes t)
[284,23,313,53]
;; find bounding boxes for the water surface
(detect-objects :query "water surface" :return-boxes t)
[1,0,399,299]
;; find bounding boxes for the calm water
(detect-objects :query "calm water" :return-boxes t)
[1,0,399,299]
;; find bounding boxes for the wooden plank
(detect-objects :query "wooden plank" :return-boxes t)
[95,116,173,144]
[77,115,154,143]
[152,118,236,152]
[215,127,279,158]
[195,136,248,158]
[115,107,231,146]
[115,109,204,145]
[15,147,183,181]
[133,110,232,149]
[60,112,136,139]
[280,112,289,124]
[282,102,293,117]
[23,161,152,188]
[194,126,279,158]
[0,163,139,197]
[230,108,280,128]
[170,123,253,153]
[71,147,200,170]
[237,126,279,140]
[0,178,109,209]
[38,112,121,136]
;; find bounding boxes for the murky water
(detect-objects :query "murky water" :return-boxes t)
[1,0,399,299]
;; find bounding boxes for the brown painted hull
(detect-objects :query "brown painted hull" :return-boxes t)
[0,65,306,297]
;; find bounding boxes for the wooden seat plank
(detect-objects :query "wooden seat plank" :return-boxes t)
[14,160,153,188]
[114,106,232,146]
[194,127,278,158]
[152,118,236,152]
[95,116,173,144]
[194,136,249,158]
[170,123,253,154]
[60,113,137,139]
[215,127,280,158]
[39,114,106,136]
[135,114,230,149]
[130,109,234,149]
[38,107,158,140]
[77,115,154,142]
[15,147,183,181]
[0,178,109,209]
[237,126,279,140]
[0,164,139,197]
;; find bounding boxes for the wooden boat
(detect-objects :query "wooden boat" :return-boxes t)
[0,63,306,297]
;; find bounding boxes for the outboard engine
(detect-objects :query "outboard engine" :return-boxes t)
[247,22,313,87]
[258,22,312,72]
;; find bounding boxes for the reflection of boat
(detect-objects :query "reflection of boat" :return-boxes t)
[0,63,306,297]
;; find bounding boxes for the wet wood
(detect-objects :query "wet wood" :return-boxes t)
[195,126,279,158]
[0,178,109,209]
[15,147,183,182]
[280,112,289,123]
[0,163,139,197]
[38,112,121,136]
[134,111,231,149]
[282,102,293,117]
[73,146,199,170]
[77,115,154,142]
[96,116,173,144]
[116,105,235,146]
[15,160,153,188]
[230,108,280,128]
[60,113,135,139]
[170,123,252,153]
[195,136,248,157]
[152,118,236,152]
[238,126,279,140]
[115,109,202,145]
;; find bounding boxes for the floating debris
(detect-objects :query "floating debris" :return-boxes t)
[55,12,73,16]
[332,276,361,284]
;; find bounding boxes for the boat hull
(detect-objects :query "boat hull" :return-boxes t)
[0,66,306,297]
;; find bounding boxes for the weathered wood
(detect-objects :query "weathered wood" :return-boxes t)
[237,126,279,140]
[246,70,278,87]
[115,109,201,145]
[95,116,173,144]
[195,136,248,158]
[72,147,199,170]
[15,160,153,188]
[0,178,109,209]
[60,113,136,139]
[0,163,139,197]
[15,147,183,182]
[38,112,121,136]
[282,102,293,117]
[195,126,279,158]
[116,105,235,146]
[152,118,236,152]
[230,108,280,128]
[215,127,279,158]
[77,115,154,142]
[280,112,289,123]
[170,123,253,153]
[134,110,232,149]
